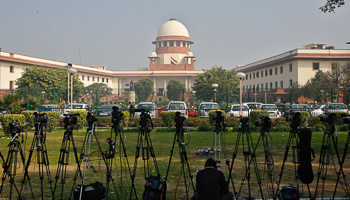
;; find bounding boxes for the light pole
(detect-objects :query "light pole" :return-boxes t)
[192,90,196,108]
[212,83,218,102]
[67,67,77,111]
[236,72,246,117]
[289,86,292,105]
[320,90,324,104]
[254,92,257,102]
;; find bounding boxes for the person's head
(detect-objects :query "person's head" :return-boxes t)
[129,102,131,105]
[205,158,217,170]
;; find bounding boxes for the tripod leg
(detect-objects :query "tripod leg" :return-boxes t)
[130,130,143,200]
[165,133,178,181]
[227,129,243,196]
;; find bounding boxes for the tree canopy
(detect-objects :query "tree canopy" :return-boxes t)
[16,66,83,102]
[167,79,185,101]
[83,83,113,105]
[192,66,240,103]
[135,78,153,102]
[320,0,345,12]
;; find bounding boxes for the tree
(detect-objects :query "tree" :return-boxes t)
[325,62,350,104]
[320,0,345,12]
[135,78,153,102]
[301,70,328,101]
[192,66,239,103]
[2,94,22,111]
[167,79,185,101]
[16,66,84,102]
[83,83,113,105]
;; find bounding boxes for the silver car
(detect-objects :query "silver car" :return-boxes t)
[310,105,325,117]
[260,104,281,118]
[324,103,349,114]
[226,105,249,117]
[199,102,219,118]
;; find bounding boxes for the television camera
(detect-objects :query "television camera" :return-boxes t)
[63,113,79,131]
[111,106,124,125]
[287,112,302,130]
[86,112,97,131]
[212,110,225,130]
[33,112,48,124]
[254,116,271,132]
[7,122,24,137]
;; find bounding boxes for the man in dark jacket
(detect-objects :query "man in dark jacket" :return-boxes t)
[196,158,228,200]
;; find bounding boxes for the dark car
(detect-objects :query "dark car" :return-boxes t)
[96,104,123,117]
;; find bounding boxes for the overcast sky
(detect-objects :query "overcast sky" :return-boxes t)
[1,1,349,71]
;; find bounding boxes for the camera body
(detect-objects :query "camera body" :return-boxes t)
[255,116,271,132]
[212,110,225,129]
[111,106,124,124]
[319,113,336,124]
[86,112,97,131]
[139,108,151,128]
[63,113,79,131]
[240,117,250,127]
[175,111,186,125]
[34,112,48,125]
[7,122,24,137]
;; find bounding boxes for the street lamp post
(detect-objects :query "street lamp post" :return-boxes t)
[289,86,292,105]
[254,93,257,102]
[236,72,246,117]
[67,67,77,111]
[192,90,196,108]
[212,83,218,102]
[320,90,324,103]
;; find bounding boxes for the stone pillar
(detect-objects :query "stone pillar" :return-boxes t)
[164,78,167,92]
[129,91,135,103]
[118,78,122,96]
[153,77,156,93]
[185,78,188,91]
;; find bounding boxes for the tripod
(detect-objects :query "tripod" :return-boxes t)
[130,110,160,200]
[0,130,33,200]
[227,117,264,199]
[20,113,53,199]
[53,114,82,199]
[165,112,195,199]
[314,120,350,199]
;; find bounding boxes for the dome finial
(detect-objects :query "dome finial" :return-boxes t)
[170,18,176,21]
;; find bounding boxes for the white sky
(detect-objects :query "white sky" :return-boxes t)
[1,0,349,71]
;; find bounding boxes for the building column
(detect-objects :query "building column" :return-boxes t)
[153,77,156,93]
[185,78,188,91]
[164,78,167,92]
[118,78,122,96]
[189,78,192,91]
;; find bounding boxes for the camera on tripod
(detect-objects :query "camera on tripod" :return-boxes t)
[240,117,249,126]
[175,111,186,125]
[33,112,48,124]
[86,112,97,131]
[254,116,271,132]
[212,110,225,129]
[319,113,337,124]
[64,113,79,126]
[7,122,24,137]
[111,106,124,124]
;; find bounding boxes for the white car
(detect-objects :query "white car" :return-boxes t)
[260,104,281,118]
[168,101,188,117]
[134,102,157,118]
[309,105,326,117]
[63,103,91,115]
[199,102,219,118]
[243,102,263,113]
[226,105,249,117]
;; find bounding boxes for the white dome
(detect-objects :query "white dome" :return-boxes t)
[149,51,158,57]
[186,51,193,56]
[157,19,189,38]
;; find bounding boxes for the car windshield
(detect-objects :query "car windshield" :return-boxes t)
[232,106,249,111]
[200,104,219,110]
[41,105,58,109]
[328,104,347,109]
[137,104,153,110]
[247,104,260,109]
[261,105,277,110]
[292,105,308,108]
[65,104,84,109]
[169,103,185,110]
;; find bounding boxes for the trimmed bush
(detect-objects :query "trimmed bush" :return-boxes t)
[161,111,176,127]
[314,124,326,131]
[128,117,139,127]
[333,111,348,125]
[153,117,163,127]
[250,111,269,123]
[21,110,37,127]
[225,117,239,127]
[46,111,60,132]
[337,124,348,131]
[307,117,321,127]
[271,118,289,127]
[187,117,204,127]
[273,124,291,132]
[197,119,211,131]
[96,117,112,128]
[0,114,26,136]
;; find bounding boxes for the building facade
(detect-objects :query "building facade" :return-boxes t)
[235,43,350,103]
[0,19,203,101]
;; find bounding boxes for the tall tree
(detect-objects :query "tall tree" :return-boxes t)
[301,70,328,101]
[320,0,345,12]
[135,78,153,102]
[167,79,185,101]
[192,66,239,103]
[16,66,83,102]
[83,83,113,105]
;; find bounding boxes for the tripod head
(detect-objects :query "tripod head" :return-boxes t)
[7,122,24,137]
[86,112,97,132]
[139,108,153,130]
[255,116,271,133]
[34,112,48,125]
[212,110,225,131]
[63,113,79,131]
[240,117,250,127]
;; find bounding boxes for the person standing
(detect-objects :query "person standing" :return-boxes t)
[196,158,228,200]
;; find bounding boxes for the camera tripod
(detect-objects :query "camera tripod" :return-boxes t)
[165,115,195,199]
[20,113,53,199]
[314,122,350,199]
[210,122,229,171]
[130,114,160,200]
[53,114,82,199]
[0,132,33,200]
[227,117,264,200]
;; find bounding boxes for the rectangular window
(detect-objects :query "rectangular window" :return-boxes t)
[176,41,180,46]
[280,66,283,74]
[266,83,268,90]
[163,41,167,47]
[256,72,259,78]
[313,63,320,70]
[82,75,84,80]
[253,73,255,79]
[10,81,14,90]
[265,70,268,76]
[97,77,99,82]
[269,69,272,76]
[106,78,108,83]
[250,74,252,79]
[87,76,90,81]
[261,83,263,91]
[10,66,14,73]
[261,71,263,77]
[246,74,248,80]
[289,79,293,87]
[102,78,104,82]
[289,64,292,72]
[270,82,273,90]
[92,76,95,81]
[275,68,278,75]
[275,81,278,89]
[280,81,283,88]
[169,41,174,46]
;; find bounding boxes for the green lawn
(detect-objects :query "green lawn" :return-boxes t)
[0,127,349,199]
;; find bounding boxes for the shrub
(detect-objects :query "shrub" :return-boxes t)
[337,124,348,131]
[0,114,26,136]
[21,110,37,128]
[307,117,321,127]
[250,111,269,123]
[225,117,240,127]
[96,117,112,128]
[128,117,139,127]
[187,118,204,127]
[161,111,176,127]
[152,118,163,127]
[197,119,211,131]
[273,124,291,132]
[46,111,60,132]
[156,127,176,132]
[334,111,348,125]
[314,124,326,131]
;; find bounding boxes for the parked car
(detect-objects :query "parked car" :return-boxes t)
[198,102,219,118]
[63,103,91,115]
[260,104,281,118]
[290,104,309,113]
[309,105,326,117]
[134,102,157,118]
[96,104,123,117]
[157,105,168,116]
[38,104,63,117]
[324,103,349,114]
[168,101,188,117]
[226,105,249,117]
[243,102,263,113]
[188,108,198,117]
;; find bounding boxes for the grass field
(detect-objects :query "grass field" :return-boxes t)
[0,126,349,199]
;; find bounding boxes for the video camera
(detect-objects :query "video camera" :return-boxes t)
[240,117,249,126]
[319,113,337,124]
[175,111,186,125]
[111,106,124,124]
[286,112,302,130]
[86,112,97,131]
[7,122,24,137]
[63,113,79,131]
[33,112,48,124]
[255,116,271,132]
[212,110,225,127]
